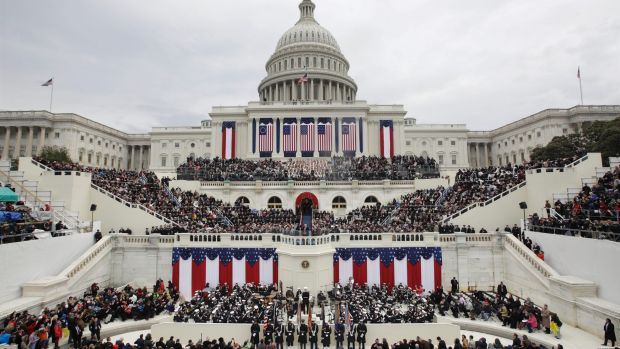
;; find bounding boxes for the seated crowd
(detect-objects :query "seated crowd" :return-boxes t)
[176,156,440,182]
[0,280,178,349]
[529,165,620,241]
[0,189,62,244]
[32,157,585,237]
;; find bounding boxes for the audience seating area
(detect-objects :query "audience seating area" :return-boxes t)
[176,156,440,182]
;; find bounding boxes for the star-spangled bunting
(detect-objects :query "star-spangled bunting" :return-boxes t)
[333,247,442,266]
[172,248,278,265]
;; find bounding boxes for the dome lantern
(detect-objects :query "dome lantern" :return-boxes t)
[298,0,316,23]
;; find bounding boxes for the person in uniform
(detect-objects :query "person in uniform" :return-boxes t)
[264,321,274,345]
[346,324,355,349]
[297,320,308,349]
[302,287,310,314]
[356,321,367,349]
[286,321,296,349]
[335,320,345,349]
[320,323,332,349]
[251,320,261,349]
[275,323,284,349]
[308,321,319,349]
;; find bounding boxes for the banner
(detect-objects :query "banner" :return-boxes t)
[379,120,394,158]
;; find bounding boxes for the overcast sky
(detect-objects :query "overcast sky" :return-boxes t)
[1,0,619,133]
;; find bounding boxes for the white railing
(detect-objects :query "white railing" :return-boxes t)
[504,234,558,282]
[442,181,527,223]
[90,183,183,227]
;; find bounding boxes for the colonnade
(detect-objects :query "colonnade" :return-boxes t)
[260,78,355,103]
[127,145,150,170]
[468,142,491,167]
[1,126,47,160]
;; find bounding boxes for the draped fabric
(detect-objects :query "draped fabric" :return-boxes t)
[379,120,394,158]
[333,247,442,291]
[172,248,278,300]
[222,122,235,159]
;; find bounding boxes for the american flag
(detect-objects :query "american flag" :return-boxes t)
[283,122,297,153]
[259,122,273,153]
[297,73,308,85]
[342,122,356,153]
[41,78,53,87]
[300,122,315,153]
[317,122,332,153]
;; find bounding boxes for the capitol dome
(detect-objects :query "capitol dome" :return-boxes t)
[258,0,357,103]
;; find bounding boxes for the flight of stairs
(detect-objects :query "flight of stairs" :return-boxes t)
[0,160,81,229]
[551,156,619,204]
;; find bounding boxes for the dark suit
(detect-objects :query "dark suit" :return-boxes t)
[251,323,261,347]
[298,323,308,349]
[356,323,367,349]
[604,320,616,346]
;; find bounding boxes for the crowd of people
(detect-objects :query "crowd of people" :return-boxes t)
[0,191,59,244]
[0,280,178,349]
[529,165,620,241]
[33,157,534,236]
[176,156,440,182]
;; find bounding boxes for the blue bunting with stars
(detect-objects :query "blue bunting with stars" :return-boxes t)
[334,247,442,267]
[172,248,278,266]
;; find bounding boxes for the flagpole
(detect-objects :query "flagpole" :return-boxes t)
[579,75,584,105]
[49,79,54,112]
[577,67,584,105]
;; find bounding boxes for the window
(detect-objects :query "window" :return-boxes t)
[173,156,180,167]
[87,153,92,163]
[190,143,195,148]
[279,62,282,71]
[504,141,507,146]
[513,154,517,163]
[519,137,523,143]
[174,142,180,148]
[438,154,444,165]
[511,139,515,144]
[422,141,427,146]
[563,128,568,134]
[320,58,324,68]
[364,196,379,204]
[55,132,60,139]
[451,154,457,165]
[161,157,167,167]
[162,143,167,148]
[90,138,93,144]
[497,143,501,149]
[313,57,317,67]
[104,157,108,166]
[528,134,532,140]
[332,196,346,209]
[105,143,108,148]
[537,132,541,138]
[119,146,122,152]
[451,140,456,146]
[268,196,282,209]
[79,152,83,162]
[96,155,100,165]
[80,135,84,141]
[236,196,250,207]
[405,141,411,146]
[206,142,211,147]
[305,57,309,68]
[298,57,301,67]
[113,145,116,150]
[284,60,287,69]
[438,140,443,146]
[97,140,101,145]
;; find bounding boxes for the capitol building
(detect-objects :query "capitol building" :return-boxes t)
[1,1,619,349]
[1,0,619,174]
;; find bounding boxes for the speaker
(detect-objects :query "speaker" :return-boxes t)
[90,204,97,212]
[519,202,527,210]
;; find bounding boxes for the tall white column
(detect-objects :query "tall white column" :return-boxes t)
[328,81,332,101]
[310,79,314,101]
[336,118,343,156]
[2,127,10,159]
[38,127,46,155]
[319,80,324,100]
[138,145,143,170]
[129,146,134,170]
[483,144,488,167]
[275,84,279,102]
[26,127,34,157]
[14,127,22,159]
[313,117,318,157]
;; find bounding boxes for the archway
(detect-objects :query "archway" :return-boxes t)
[295,192,319,209]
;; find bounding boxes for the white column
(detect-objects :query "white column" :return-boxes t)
[310,79,314,100]
[275,84,279,102]
[328,81,332,101]
[276,118,282,157]
[336,118,343,156]
[138,145,143,170]
[38,127,46,155]
[292,80,297,100]
[14,127,22,159]
[2,127,10,159]
[483,144,488,167]
[319,80,324,101]
[354,119,360,157]
[129,146,134,170]
[26,127,34,157]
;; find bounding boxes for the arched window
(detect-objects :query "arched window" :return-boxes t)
[236,196,250,207]
[364,196,379,204]
[332,196,346,209]
[268,196,282,209]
